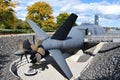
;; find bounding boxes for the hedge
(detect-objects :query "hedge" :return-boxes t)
[0,29,33,34]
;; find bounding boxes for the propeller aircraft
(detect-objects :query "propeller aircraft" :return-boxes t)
[14,13,106,79]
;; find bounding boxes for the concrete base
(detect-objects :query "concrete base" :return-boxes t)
[16,50,91,80]
[10,43,104,80]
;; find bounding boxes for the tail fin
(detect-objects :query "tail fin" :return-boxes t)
[51,13,78,40]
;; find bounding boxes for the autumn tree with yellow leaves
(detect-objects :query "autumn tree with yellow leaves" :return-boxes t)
[26,1,55,31]
[0,0,16,29]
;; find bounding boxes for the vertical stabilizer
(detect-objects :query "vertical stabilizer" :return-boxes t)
[51,13,78,40]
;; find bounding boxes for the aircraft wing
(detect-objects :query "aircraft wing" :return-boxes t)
[26,19,49,40]
[49,49,73,79]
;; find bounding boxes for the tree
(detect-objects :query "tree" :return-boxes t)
[26,1,55,31]
[15,19,30,29]
[0,0,16,29]
[55,12,78,29]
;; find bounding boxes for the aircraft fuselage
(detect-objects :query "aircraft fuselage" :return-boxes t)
[42,24,105,52]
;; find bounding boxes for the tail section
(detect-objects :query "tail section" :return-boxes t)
[51,13,78,40]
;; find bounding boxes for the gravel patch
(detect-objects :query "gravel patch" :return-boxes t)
[79,42,120,80]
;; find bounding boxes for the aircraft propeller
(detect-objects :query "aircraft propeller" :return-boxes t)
[14,36,45,64]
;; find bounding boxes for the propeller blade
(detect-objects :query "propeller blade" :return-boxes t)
[31,40,42,52]
[37,48,45,56]
[36,40,42,47]
[31,44,37,52]
[14,49,25,56]
[49,49,73,79]
[23,39,31,50]
[35,53,42,63]
[33,35,35,44]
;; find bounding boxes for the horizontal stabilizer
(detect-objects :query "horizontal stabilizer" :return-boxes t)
[26,19,49,40]
[51,13,78,40]
[49,49,73,79]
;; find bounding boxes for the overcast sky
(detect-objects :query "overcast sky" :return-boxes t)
[13,0,120,27]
